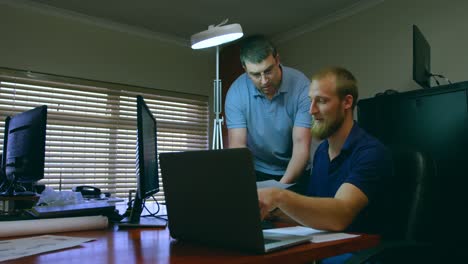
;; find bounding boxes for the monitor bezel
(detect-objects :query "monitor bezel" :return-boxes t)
[0,123,7,190]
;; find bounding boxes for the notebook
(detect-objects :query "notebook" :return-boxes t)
[159,148,314,253]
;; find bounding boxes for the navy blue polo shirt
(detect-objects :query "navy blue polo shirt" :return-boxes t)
[307,122,391,233]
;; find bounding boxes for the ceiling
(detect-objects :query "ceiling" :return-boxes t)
[15,0,382,46]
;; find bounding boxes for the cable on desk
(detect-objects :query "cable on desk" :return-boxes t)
[142,195,167,221]
[122,191,167,222]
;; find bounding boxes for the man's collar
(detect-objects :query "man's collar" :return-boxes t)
[340,121,362,154]
[321,121,361,157]
[277,64,286,93]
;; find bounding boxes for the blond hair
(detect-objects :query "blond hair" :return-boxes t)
[311,66,358,109]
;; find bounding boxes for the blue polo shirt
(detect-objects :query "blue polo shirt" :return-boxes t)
[225,66,311,175]
[307,122,392,233]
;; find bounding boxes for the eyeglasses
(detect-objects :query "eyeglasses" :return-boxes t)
[247,64,277,81]
[249,70,274,81]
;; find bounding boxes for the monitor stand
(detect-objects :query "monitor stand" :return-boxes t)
[117,196,167,228]
[117,216,167,228]
[0,178,37,197]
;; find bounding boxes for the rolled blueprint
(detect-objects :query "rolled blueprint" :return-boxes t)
[0,215,108,238]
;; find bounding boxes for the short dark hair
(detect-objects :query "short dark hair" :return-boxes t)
[239,35,277,67]
[311,66,359,109]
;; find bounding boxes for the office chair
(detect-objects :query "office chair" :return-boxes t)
[346,145,438,264]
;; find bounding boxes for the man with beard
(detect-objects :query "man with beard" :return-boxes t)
[257,67,391,243]
[225,35,311,189]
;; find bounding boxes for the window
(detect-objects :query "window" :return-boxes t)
[0,68,209,200]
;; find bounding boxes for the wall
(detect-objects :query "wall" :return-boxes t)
[4,0,467,145]
[0,2,213,98]
[278,0,468,100]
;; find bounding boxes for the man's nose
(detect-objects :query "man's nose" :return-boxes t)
[260,73,270,84]
[309,101,318,115]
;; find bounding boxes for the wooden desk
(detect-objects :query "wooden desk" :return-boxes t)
[2,225,379,264]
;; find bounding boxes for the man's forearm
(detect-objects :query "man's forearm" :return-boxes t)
[280,146,310,183]
[227,128,247,148]
[276,189,358,231]
[281,126,311,183]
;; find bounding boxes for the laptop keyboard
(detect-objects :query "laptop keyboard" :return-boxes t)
[264,238,281,244]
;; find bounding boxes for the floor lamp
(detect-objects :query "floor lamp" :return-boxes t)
[191,20,243,149]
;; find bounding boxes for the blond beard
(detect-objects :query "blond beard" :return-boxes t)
[311,112,345,140]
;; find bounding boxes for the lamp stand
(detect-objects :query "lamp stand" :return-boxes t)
[212,45,223,150]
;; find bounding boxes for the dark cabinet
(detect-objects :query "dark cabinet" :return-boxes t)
[357,81,468,241]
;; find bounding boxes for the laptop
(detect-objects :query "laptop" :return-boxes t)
[159,148,313,253]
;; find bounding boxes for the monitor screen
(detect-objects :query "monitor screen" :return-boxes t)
[1,105,47,196]
[413,24,431,89]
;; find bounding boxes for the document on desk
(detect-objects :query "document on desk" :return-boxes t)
[0,235,95,262]
[263,226,360,243]
[256,180,295,189]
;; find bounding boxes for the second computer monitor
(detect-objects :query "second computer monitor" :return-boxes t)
[413,24,431,89]
[122,95,164,227]
[136,95,159,199]
[1,105,47,195]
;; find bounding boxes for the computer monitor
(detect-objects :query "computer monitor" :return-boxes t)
[118,95,166,227]
[0,105,47,196]
[413,24,432,89]
[0,153,5,191]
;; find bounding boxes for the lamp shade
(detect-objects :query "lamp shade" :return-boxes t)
[191,23,243,49]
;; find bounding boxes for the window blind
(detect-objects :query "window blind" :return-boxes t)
[0,69,209,200]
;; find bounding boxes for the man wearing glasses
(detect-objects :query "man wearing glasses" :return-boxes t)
[225,35,311,190]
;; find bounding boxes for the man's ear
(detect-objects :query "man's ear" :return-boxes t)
[343,94,354,110]
[275,54,281,65]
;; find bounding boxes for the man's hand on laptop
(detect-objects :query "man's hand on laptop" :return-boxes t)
[258,187,282,220]
[258,188,299,225]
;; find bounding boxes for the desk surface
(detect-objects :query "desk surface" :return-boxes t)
[2,225,379,264]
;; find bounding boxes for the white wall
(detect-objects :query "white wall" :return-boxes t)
[0,2,213,97]
[278,0,468,100]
